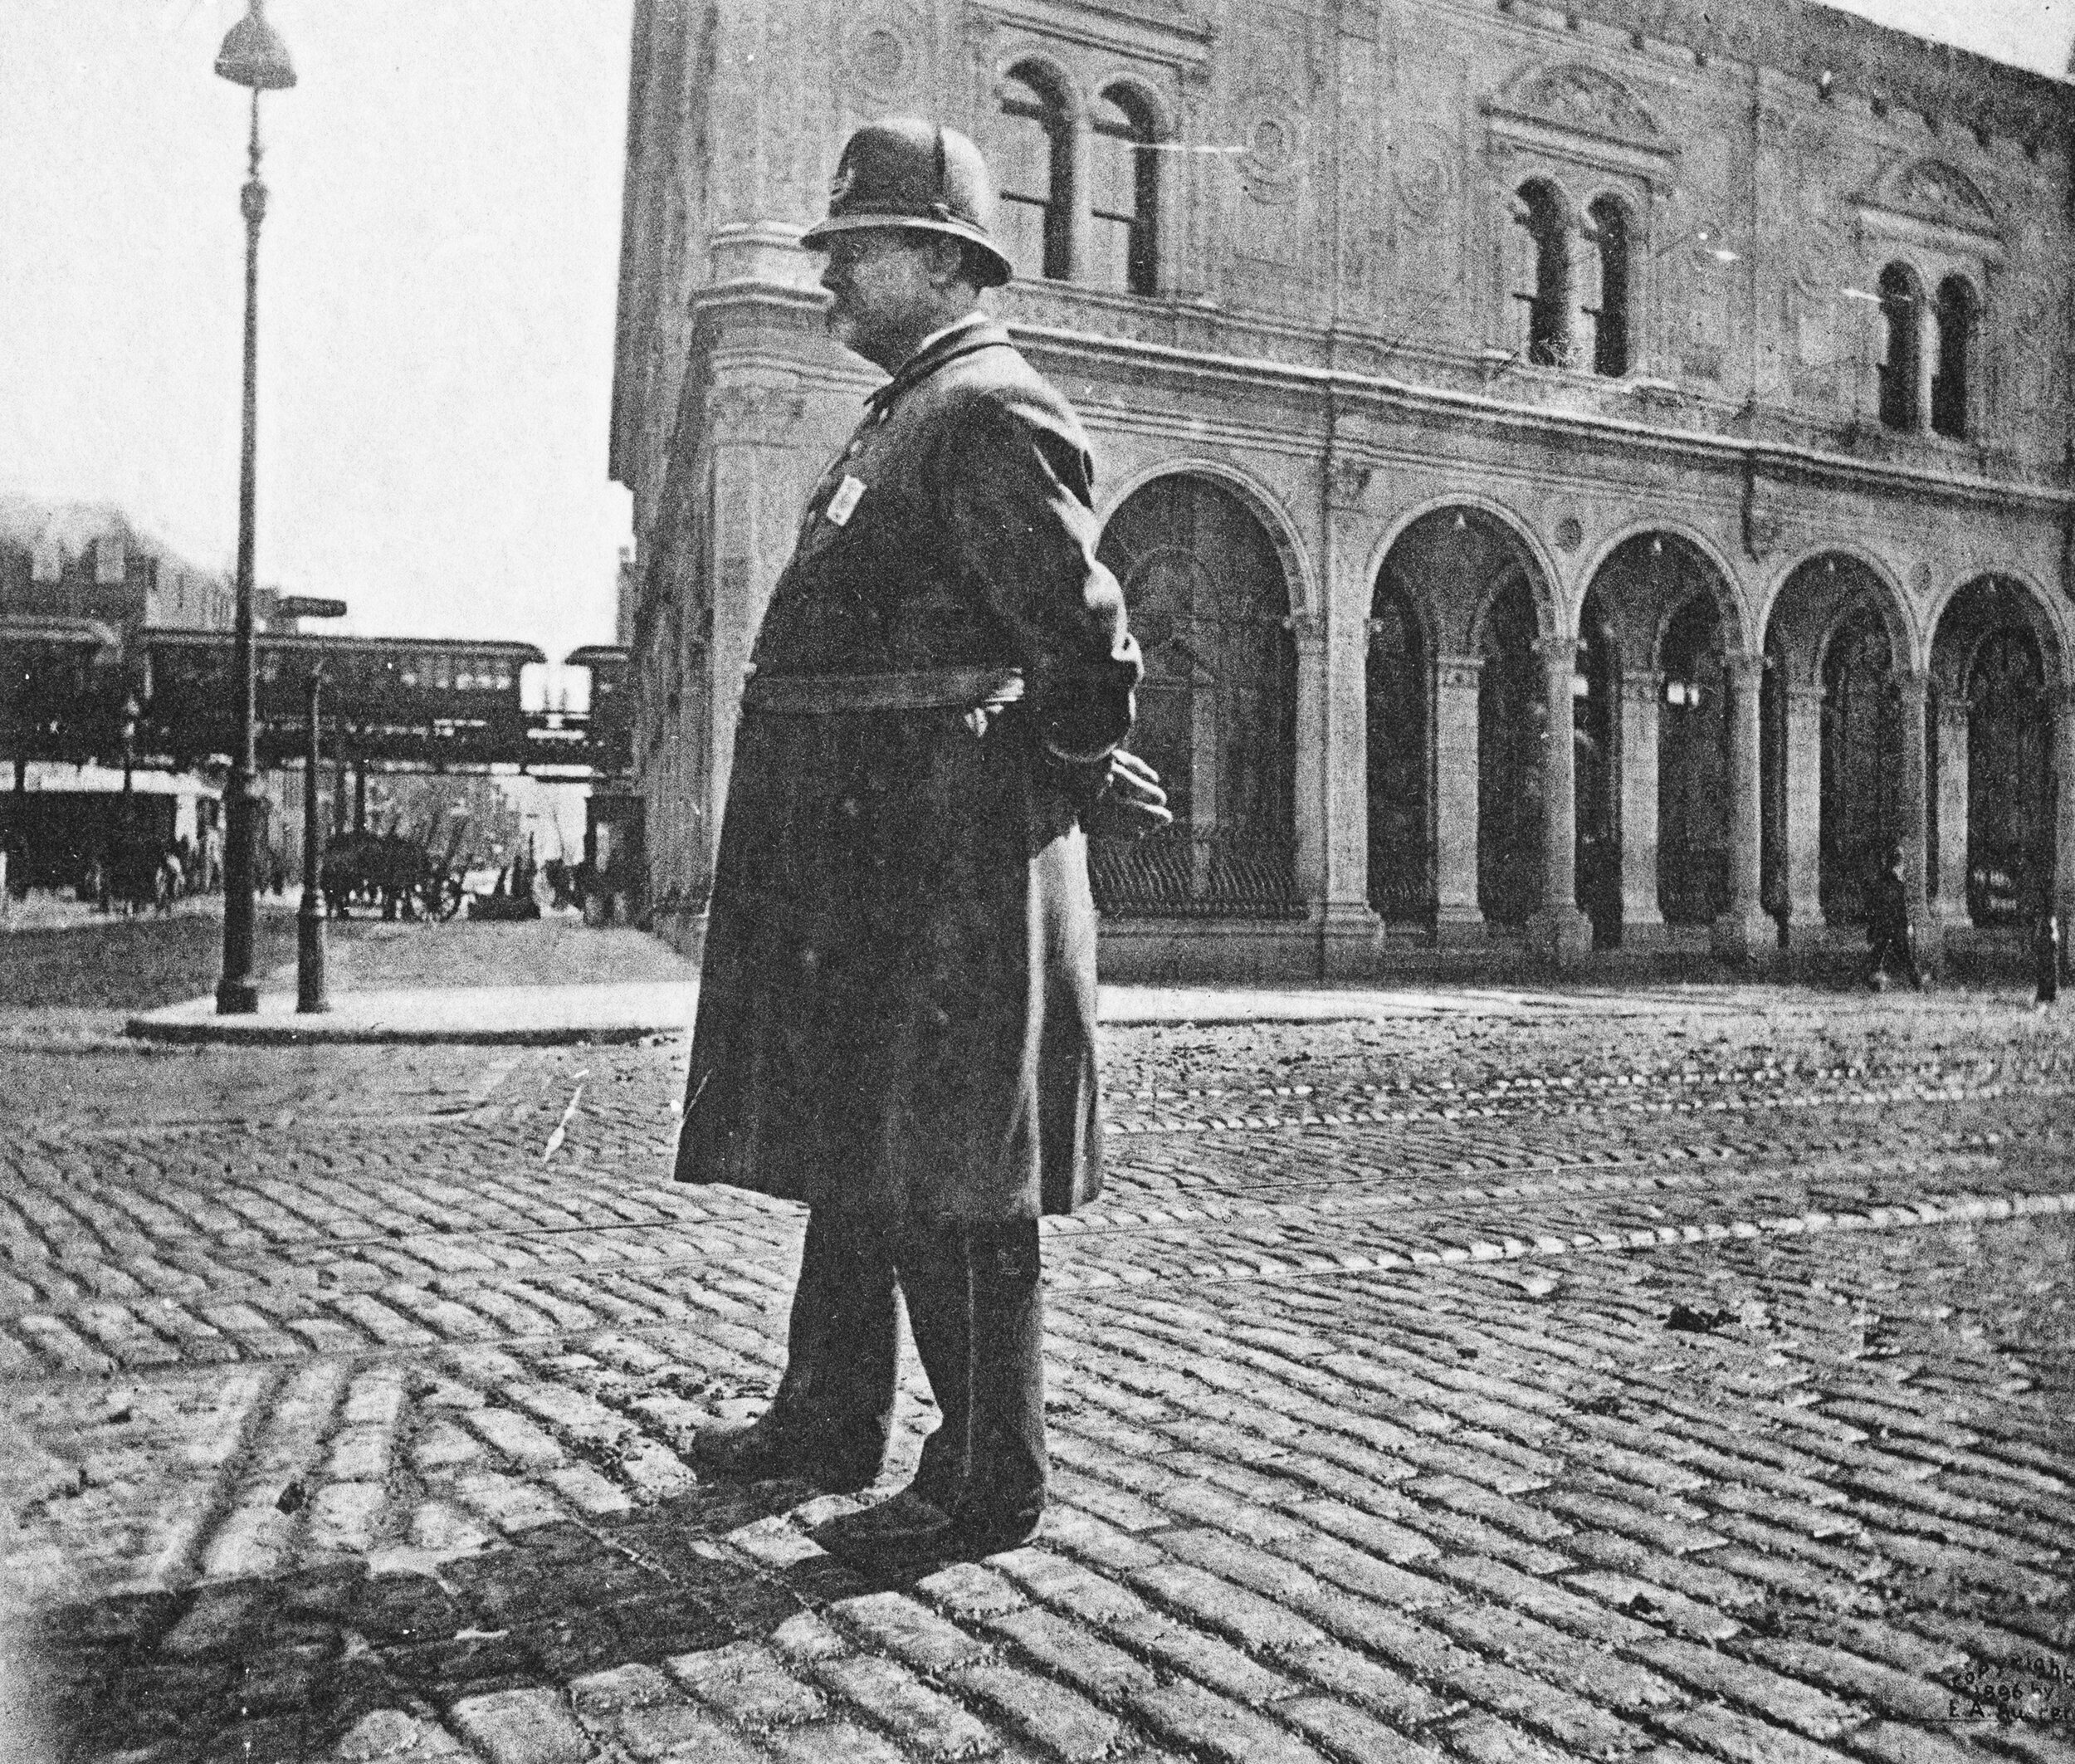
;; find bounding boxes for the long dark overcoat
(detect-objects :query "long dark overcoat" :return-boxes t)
[673,317,1142,1223]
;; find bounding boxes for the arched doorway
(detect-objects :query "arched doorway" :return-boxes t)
[1093,475,1298,916]
[1964,633,2048,921]
[1370,506,1555,938]
[1929,576,2055,926]
[1365,586,1428,921]
[1657,594,1728,925]
[1819,607,1902,925]
[1760,553,1910,933]
[1479,574,1542,926]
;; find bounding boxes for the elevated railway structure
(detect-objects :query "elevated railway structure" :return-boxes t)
[5,631,631,779]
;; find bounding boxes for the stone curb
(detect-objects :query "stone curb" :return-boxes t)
[118,981,1762,1047]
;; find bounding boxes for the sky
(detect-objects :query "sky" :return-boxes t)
[1,2,2069,662]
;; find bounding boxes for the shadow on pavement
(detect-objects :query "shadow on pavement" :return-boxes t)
[4,1482,874,1762]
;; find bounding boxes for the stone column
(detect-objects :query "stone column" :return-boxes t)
[1316,597,1381,975]
[1433,654,1484,942]
[1618,668,1664,941]
[1933,693,1972,926]
[1528,637,1593,964]
[1896,671,1937,960]
[1782,683,1825,934]
[1711,652,1772,961]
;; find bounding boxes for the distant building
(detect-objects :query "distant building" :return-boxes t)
[611,0,2075,975]
[1,498,236,890]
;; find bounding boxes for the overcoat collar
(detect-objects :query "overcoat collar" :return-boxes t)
[865,314,1012,418]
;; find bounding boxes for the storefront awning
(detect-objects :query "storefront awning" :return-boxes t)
[0,615,120,653]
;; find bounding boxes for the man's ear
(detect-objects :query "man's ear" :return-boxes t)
[926,235,974,291]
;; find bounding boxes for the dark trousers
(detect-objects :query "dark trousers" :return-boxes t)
[769,1209,1047,1529]
[1867,928,1923,990]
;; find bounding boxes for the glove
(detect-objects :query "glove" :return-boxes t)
[1080,748,1173,840]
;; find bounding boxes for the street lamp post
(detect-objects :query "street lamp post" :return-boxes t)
[212,2,295,1015]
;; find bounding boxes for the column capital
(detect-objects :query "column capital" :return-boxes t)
[1892,669,1931,706]
[1620,668,1662,706]
[1785,681,1827,706]
[1720,651,1765,685]
[1437,653,1485,691]
[1530,634,1579,663]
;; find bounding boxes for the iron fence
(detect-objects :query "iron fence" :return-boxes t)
[1090,831,1305,919]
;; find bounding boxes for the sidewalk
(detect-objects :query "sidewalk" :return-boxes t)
[124,916,1748,1043]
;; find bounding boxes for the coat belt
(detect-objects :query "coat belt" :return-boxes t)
[740,667,1026,716]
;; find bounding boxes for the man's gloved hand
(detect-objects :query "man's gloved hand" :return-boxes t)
[1081,748,1172,840]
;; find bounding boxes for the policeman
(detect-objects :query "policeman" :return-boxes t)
[676,118,1166,1558]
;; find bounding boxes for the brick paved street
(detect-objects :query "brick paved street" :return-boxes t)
[2,941,2072,1762]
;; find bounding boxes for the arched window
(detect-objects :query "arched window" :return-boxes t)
[1092,476,1297,916]
[1877,262,1921,431]
[1511,181,1570,367]
[1931,275,1975,440]
[998,66,1072,281]
[1585,196,1632,377]
[1090,86,1159,296]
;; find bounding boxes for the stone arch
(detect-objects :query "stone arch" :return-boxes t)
[1368,497,1561,652]
[1574,530,1746,939]
[1925,564,2066,694]
[1089,68,1174,141]
[1367,501,1564,935]
[1757,545,1916,683]
[1091,471,1301,918]
[1758,548,1923,931]
[1101,455,1320,626]
[1577,518,1751,658]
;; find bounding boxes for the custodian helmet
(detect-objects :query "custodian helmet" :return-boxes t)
[800,118,1015,288]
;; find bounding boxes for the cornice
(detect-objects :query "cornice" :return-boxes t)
[674,282,2073,519]
[1010,322,2075,517]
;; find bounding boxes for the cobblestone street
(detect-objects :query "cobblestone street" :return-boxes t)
[2,950,2073,1762]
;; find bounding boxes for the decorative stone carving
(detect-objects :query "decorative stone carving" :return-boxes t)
[1893,157,1998,228]
[1328,457,1376,509]
[1511,62,1662,143]
[1396,126,1455,235]
[842,1,926,110]
[1437,656,1485,691]
[1238,89,1306,204]
[1554,516,1584,553]
[708,384,808,442]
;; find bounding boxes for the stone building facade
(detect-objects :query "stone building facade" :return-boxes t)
[608,0,2075,977]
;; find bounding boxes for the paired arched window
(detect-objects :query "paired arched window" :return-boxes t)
[1877,261,1922,432]
[1931,275,1976,439]
[1511,181,1570,366]
[1877,261,1979,437]
[1506,181,1630,377]
[995,66,1162,294]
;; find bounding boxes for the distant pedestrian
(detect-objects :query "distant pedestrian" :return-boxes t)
[1864,845,1924,991]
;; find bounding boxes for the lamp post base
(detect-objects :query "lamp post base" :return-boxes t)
[296,905,329,1014]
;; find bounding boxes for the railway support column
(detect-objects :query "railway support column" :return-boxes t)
[297,667,327,1013]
